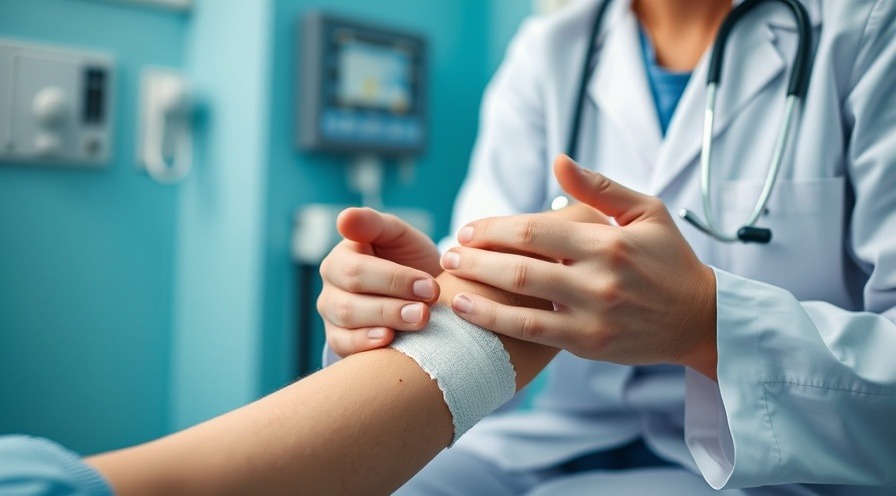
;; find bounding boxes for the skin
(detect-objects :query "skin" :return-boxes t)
[317,206,443,357]
[444,156,718,380]
[633,0,731,71]
[86,271,560,496]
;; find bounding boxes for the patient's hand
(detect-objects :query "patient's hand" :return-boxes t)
[318,195,608,362]
[319,209,443,357]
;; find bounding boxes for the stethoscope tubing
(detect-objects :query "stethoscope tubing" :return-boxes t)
[562,0,813,244]
[565,0,613,161]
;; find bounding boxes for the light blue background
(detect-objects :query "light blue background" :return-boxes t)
[0,0,531,454]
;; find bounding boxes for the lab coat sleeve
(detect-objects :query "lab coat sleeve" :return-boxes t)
[437,17,553,252]
[685,1,896,489]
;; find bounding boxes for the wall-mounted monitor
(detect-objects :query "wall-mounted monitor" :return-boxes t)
[297,12,427,156]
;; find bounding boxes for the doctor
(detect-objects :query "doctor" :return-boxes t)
[317,0,896,494]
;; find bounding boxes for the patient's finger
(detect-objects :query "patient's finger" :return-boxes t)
[317,288,432,332]
[320,245,439,303]
[337,208,443,277]
[325,324,395,358]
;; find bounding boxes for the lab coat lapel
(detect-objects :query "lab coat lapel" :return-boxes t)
[649,0,821,196]
[587,7,662,172]
[651,24,783,195]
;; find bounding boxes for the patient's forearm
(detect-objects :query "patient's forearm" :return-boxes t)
[88,205,593,495]
[87,277,555,496]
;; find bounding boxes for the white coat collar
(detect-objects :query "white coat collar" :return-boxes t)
[585,0,821,196]
[587,3,663,171]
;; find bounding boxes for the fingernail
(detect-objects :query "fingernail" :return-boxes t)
[413,279,435,300]
[457,226,474,244]
[367,327,387,340]
[442,251,460,270]
[401,303,424,324]
[452,294,473,313]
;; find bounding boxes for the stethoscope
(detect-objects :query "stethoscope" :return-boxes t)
[557,0,813,244]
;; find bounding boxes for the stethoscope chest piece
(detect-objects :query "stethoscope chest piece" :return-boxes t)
[737,226,772,244]
[677,0,812,244]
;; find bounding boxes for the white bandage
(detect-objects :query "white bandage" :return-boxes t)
[390,304,516,443]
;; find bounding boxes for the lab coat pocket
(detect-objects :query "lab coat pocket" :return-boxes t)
[719,177,848,303]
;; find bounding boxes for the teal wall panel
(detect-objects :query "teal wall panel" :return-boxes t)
[168,0,273,430]
[0,0,187,454]
[489,0,535,74]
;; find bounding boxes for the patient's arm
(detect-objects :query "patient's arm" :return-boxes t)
[87,204,598,496]
[87,273,555,496]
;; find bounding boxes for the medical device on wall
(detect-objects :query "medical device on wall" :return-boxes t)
[559,0,813,244]
[297,12,427,157]
[137,68,193,184]
[0,39,114,166]
[297,13,428,208]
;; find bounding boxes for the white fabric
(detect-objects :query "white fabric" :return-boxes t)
[397,448,744,496]
[435,0,896,493]
[390,305,516,442]
[525,467,741,496]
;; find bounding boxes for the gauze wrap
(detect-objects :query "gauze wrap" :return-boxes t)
[390,304,516,443]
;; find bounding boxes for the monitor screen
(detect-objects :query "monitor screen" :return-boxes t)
[298,13,427,156]
[337,39,413,114]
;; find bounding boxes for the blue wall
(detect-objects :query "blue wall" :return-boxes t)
[0,0,187,454]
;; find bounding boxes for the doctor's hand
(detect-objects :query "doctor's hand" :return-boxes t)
[442,156,719,379]
[318,208,442,357]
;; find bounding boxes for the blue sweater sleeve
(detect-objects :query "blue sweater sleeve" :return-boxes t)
[0,436,112,496]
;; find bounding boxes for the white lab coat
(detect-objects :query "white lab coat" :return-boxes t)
[440,0,896,493]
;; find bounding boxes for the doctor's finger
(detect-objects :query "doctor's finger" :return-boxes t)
[441,247,577,303]
[320,250,439,302]
[456,215,588,260]
[324,323,395,358]
[554,156,667,226]
[450,292,565,349]
[317,288,433,332]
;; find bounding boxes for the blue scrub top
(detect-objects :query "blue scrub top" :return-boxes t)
[0,436,112,496]
[638,26,692,136]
